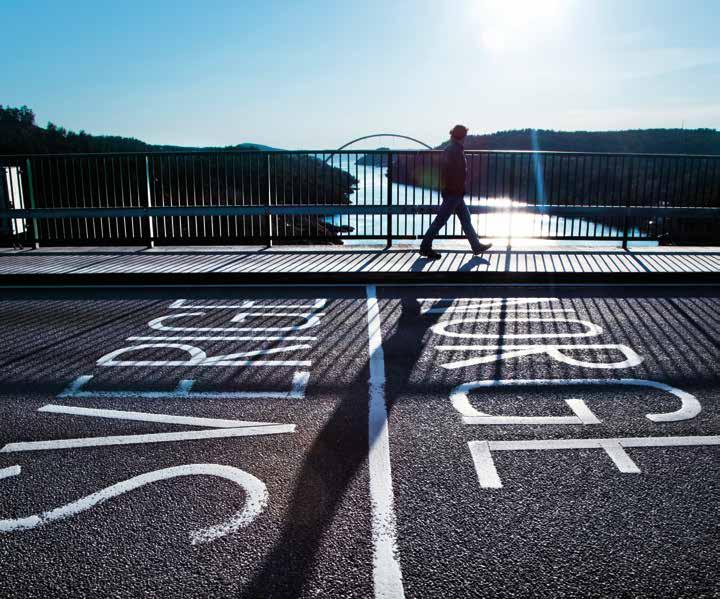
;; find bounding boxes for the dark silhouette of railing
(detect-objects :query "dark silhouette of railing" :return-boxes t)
[1,149,719,249]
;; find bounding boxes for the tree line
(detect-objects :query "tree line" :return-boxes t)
[0,105,356,244]
[388,129,720,244]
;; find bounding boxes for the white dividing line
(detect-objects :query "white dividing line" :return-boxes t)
[1,424,296,453]
[365,284,405,599]
[0,463,267,545]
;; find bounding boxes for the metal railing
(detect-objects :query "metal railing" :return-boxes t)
[1,149,719,248]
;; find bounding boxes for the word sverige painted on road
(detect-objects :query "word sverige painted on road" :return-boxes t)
[1,298,328,543]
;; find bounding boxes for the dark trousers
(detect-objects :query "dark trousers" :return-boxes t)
[420,193,482,253]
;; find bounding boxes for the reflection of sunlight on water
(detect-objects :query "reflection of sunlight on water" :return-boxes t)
[327,158,653,247]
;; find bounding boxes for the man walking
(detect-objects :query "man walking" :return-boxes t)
[419,124,491,260]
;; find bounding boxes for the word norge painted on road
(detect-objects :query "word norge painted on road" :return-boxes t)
[422,297,709,489]
[1,298,328,543]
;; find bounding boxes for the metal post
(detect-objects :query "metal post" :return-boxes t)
[386,151,393,247]
[621,157,634,250]
[0,167,10,246]
[507,153,517,248]
[266,154,273,248]
[25,159,40,249]
[145,156,155,249]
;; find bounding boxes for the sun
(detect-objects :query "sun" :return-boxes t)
[472,0,573,52]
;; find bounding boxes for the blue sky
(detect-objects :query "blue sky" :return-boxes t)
[2,0,718,149]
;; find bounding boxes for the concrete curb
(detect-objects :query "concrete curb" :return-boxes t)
[1,271,719,287]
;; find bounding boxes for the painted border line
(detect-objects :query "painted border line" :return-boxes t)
[365,284,405,599]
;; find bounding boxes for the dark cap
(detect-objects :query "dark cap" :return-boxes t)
[450,124,469,139]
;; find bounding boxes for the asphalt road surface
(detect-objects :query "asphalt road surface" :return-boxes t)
[1,284,719,598]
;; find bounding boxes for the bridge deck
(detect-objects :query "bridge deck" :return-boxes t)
[1,244,719,284]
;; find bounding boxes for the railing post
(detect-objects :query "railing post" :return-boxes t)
[266,153,273,248]
[145,155,155,249]
[621,156,634,250]
[621,221,629,249]
[24,159,40,249]
[0,167,10,247]
[508,153,517,248]
[386,151,393,247]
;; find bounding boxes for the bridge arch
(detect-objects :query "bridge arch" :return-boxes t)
[323,133,433,163]
[333,133,433,151]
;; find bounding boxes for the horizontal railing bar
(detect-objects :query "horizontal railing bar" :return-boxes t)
[2,205,719,219]
[25,233,655,243]
[2,150,719,159]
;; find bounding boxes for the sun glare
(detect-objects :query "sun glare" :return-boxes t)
[472,0,572,52]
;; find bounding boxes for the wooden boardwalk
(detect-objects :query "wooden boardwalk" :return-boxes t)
[1,244,719,284]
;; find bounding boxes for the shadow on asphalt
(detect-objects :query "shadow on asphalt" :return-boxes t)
[241,294,441,596]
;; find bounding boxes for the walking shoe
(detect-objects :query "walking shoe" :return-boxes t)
[473,242,492,255]
[419,249,442,260]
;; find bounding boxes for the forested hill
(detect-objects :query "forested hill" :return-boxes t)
[454,128,720,155]
[0,105,354,245]
[0,105,275,154]
[4,105,719,156]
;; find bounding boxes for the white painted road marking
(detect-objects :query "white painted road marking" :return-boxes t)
[0,463,267,545]
[450,379,701,424]
[467,441,502,488]
[96,343,311,367]
[1,424,296,453]
[0,465,22,481]
[148,311,324,333]
[366,284,405,599]
[59,371,309,400]
[469,435,720,489]
[459,397,601,426]
[419,297,561,306]
[170,299,255,309]
[432,317,604,340]
[437,344,643,369]
[422,307,577,315]
[128,336,317,341]
[38,405,284,429]
[169,298,327,310]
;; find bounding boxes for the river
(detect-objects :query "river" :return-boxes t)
[326,156,653,246]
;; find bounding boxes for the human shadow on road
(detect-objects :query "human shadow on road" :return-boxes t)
[458,255,490,271]
[242,292,440,597]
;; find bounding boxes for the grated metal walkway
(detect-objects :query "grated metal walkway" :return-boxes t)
[1,244,719,284]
